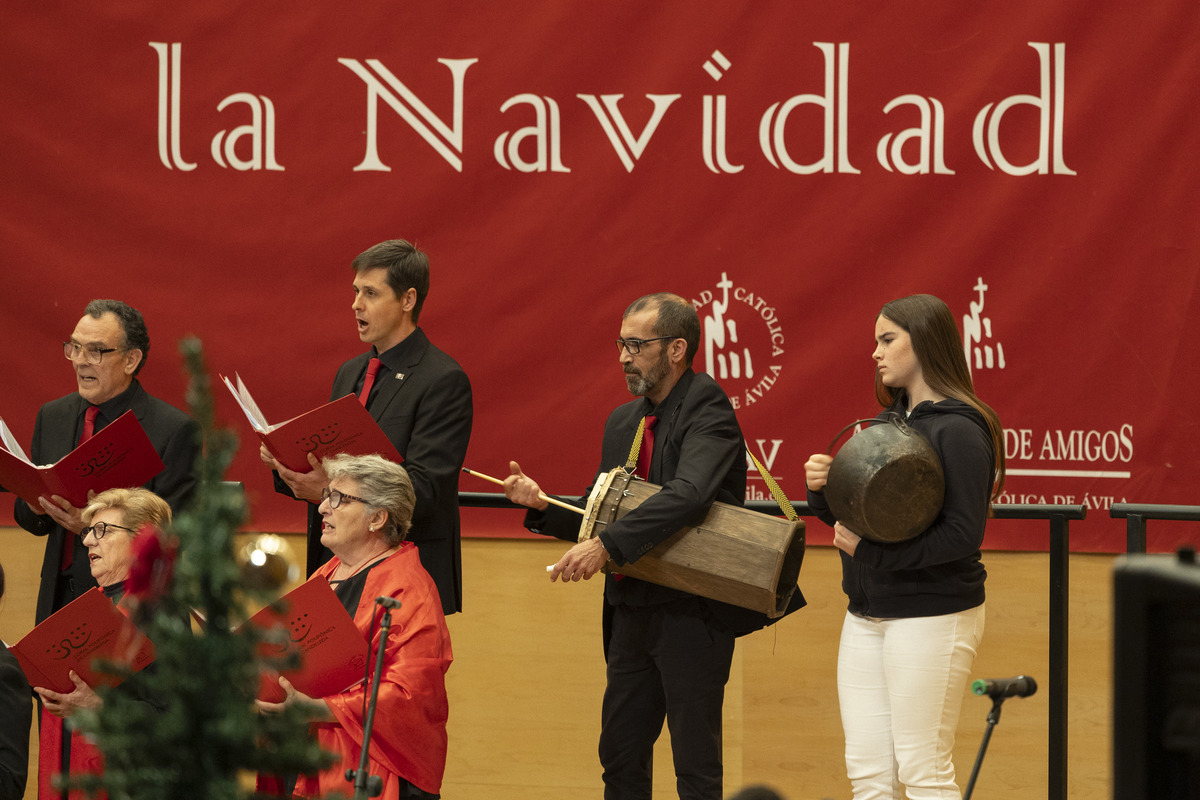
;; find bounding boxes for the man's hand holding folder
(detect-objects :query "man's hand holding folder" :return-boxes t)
[222,373,403,475]
[0,410,164,510]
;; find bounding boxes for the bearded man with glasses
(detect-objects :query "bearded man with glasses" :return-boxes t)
[10,299,198,625]
[504,293,804,800]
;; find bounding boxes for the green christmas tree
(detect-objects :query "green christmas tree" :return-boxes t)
[72,338,334,799]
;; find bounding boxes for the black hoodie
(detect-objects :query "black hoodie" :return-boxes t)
[809,396,995,618]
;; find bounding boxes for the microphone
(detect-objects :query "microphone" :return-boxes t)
[971,675,1037,700]
[375,597,402,610]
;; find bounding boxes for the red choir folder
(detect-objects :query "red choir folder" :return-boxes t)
[0,410,165,508]
[221,373,403,473]
[245,577,369,702]
[10,588,155,694]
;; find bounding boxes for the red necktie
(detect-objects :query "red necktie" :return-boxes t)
[81,404,99,443]
[61,405,100,571]
[358,358,382,406]
[635,415,659,479]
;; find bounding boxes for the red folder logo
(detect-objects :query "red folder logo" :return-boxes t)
[288,611,314,642]
[75,443,117,477]
[259,610,315,656]
[46,623,93,659]
[295,423,342,452]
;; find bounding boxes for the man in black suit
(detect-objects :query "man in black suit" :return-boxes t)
[505,293,798,800]
[264,239,473,615]
[13,299,199,624]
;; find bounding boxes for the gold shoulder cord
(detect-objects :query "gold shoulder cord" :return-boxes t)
[747,447,799,521]
[624,416,648,473]
[627,421,796,521]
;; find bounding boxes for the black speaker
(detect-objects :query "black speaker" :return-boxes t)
[1112,549,1200,800]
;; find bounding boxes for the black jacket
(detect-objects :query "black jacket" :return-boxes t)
[526,369,804,635]
[809,396,994,619]
[0,644,30,800]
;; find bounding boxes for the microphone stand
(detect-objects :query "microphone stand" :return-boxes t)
[963,698,1005,800]
[346,598,398,799]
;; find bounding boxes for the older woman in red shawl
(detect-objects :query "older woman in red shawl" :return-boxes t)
[261,454,452,799]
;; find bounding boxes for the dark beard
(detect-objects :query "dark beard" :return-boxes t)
[624,348,669,397]
[624,372,650,395]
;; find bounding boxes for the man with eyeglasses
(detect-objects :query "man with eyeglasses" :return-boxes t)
[505,293,793,800]
[11,299,198,624]
[262,239,473,616]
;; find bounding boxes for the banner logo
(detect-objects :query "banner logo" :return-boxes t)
[692,272,784,412]
[692,272,788,499]
[964,278,1006,373]
[965,278,1133,509]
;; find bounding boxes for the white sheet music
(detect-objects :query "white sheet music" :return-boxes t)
[0,418,32,464]
[220,373,271,432]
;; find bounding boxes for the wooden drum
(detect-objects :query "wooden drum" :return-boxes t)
[578,468,805,618]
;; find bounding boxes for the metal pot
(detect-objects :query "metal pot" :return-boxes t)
[825,415,945,543]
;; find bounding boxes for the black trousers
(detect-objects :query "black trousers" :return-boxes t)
[599,597,735,800]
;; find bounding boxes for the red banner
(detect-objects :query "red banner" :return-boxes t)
[2,2,1197,551]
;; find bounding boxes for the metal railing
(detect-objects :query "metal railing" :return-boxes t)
[459,491,1085,800]
[1109,503,1200,553]
[988,504,1086,800]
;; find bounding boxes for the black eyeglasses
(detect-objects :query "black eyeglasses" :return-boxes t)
[63,341,121,365]
[321,487,370,509]
[615,336,674,355]
[82,521,136,540]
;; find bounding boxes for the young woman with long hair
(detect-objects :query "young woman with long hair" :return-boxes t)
[805,294,1006,800]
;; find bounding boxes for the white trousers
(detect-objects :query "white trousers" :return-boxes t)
[837,605,985,800]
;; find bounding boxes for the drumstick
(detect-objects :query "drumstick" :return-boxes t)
[461,467,585,515]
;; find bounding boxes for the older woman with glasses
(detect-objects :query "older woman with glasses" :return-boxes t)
[262,453,452,800]
[32,486,171,800]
